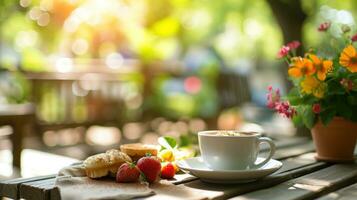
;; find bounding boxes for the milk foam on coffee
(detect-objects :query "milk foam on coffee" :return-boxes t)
[215,131,254,136]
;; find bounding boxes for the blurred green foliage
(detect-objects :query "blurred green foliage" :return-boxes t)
[0,0,357,116]
[1,0,356,71]
[0,0,282,70]
[0,70,30,104]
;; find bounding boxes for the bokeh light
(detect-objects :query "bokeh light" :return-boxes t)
[55,58,73,73]
[20,0,31,8]
[140,132,158,145]
[37,12,50,26]
[105,53,124,69]
[86,126,121,146]
[123,123,143,140]
[184,76,202,94]
[71,38,89,55]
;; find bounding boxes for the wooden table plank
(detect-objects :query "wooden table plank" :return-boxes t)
[266,137,310,150]
[20,178,57,200]
[178,154,329,200]
[18,173,195,200]
[49,187,61,200]
[231,164,357,200]
[171,141,316,199]
[0,161,81,199]
[317,182,357,200]
[0,174,56,199]
[275,153,319,174]
[4,138,316,200]
[273,142,315,160]
[172,173,198,185]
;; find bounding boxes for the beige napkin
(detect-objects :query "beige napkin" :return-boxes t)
[56,163,154,200]
[56,176,154,200]
[57,163,207,200]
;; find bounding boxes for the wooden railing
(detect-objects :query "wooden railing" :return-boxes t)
[21,60,252,147]
[25,70,141,129]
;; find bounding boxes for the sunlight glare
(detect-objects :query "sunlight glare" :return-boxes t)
[86,126,121,146]
[55,58,73,73]
[72,38,89,55]
[105,53,124,69]
[244,19,263,38]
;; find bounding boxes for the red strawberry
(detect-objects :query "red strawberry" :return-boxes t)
[161,163,175,179]
[137,156,161,183]
[116,163,140,183]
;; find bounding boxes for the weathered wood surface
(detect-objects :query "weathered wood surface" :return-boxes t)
[0,174,56,199]
[2,139,318,200]
[317,182,357,200]
[18,173,197,200]
[179,155,329,200]
[20,178,58,200]
[230,164,357,200]
[2,138,357,200]
[0,137,305,199]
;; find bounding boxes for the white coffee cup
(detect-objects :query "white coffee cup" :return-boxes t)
[198,130,276,170]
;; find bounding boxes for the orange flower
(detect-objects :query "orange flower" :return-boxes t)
[288,57,315,78]
[339,45,357,72]
[308,54,333,80]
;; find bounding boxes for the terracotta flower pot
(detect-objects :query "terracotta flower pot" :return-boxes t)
[311,117,357,162]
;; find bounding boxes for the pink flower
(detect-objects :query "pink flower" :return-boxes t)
[277,46,290,58]
[351,33,357,42]
[266,86,281,109]
[287,41,301,49]
[274,101,296,118]
[340,78,353,91]
[318,22,330,32]
[312,104,321,114]
[266,86,296,119]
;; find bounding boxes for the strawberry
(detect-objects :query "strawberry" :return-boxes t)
[116,163,140,183]
[137,156,161,183]
[161,162,175,179]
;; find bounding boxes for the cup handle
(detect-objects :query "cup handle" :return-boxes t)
[254,137,276,168]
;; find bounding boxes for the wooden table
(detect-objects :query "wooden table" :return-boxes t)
[1,137,357,200]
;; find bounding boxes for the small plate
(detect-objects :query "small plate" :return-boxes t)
[177,157,282,184]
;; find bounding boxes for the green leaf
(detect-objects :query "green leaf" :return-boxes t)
[347,96,357,105]
[292,114,303,127]
[302,96,316,105]
[347,73,357,80]
[327,80,345,95]
[320,108,336,126]
[336,99,352,119]
[287,88,302,105]
[351,106,357,122]
[288,87,299,95]
[302,105,316,129]
[179,135,190,147]
[287,96,302,105]
[158,136,177,150]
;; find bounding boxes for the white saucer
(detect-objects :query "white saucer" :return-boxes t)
[177,157,282,184]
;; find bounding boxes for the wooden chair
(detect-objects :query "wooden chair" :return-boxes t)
[23,63,140,152]
[26,72,127,130]
[0,103,35,168]
[217,70,251,109]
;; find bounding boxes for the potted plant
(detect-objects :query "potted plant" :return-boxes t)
[267,8,357,162]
